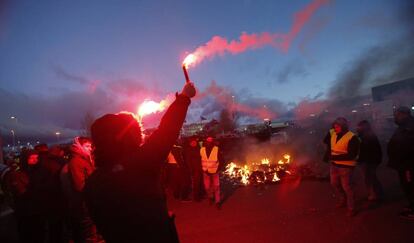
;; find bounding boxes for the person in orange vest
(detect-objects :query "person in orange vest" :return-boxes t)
[165,144,191,201]
[200,137,223,209]
[324,117,360,216]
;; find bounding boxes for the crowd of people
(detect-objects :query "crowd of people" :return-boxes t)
[324,106,414,219]
[0,137,103,243]
[0,80,413,242]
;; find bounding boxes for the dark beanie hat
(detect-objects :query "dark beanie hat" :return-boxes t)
[333,117,349,131]
[91,112,142,167]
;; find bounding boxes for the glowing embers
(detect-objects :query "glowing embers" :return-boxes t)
[224,154,292,186]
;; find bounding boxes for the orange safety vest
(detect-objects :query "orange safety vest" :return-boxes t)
[200,146,219,173]
[167,152,177,164]
[330,129,357,166]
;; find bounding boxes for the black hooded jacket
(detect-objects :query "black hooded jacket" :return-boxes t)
[84,94,190,243]
[358,130,382,165]
[388,117,414,170]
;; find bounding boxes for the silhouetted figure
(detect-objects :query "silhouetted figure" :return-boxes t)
[165,145,191,201]
[357,120,384,203]
[183,137,204,201]
[7,150,52,243]
[61,137,102,243]
[84,82,196,242]
[388,106,414,220]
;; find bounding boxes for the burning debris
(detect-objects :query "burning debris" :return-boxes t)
[223,154,293,186]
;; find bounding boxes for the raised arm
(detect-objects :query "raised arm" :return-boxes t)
[140,82,196,165]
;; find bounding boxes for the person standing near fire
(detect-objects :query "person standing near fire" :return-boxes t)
[387,106,414,220]
[200,136,223,209]
[165,144,192,201]
[356,120,384,205]
[324,117,360,217]
[183,137,204,201]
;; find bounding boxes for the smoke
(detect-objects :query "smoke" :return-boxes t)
[328,0,414,99]
[298,15,330,57]
[276,59,308,84]
[186,0,330,68]
[192,80,286,122]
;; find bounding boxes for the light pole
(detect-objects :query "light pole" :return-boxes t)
[231,95,235,119]
[10,130,15,151]
[55,132,61,143]
[10,116,18,125]
[10,116,18,150]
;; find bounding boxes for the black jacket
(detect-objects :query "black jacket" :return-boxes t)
[358,131,382,165]
[183,145,202,172]
[387,117,414,170]
[84,94,190,243]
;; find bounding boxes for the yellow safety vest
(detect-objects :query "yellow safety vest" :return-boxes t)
[200,146,219,173]
[330,129,357,166]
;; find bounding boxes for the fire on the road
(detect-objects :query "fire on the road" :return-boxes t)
[224,154,292,186]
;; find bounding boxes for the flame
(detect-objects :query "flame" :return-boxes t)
[240,165,250,185]
[223,154,292,185]
[278,154,291,165]
[183,53,197,69]
[138,100,167,118]
[225,162,237,178]
[283,154,291,163]
[261,158,270,165]
[272,173,280,182]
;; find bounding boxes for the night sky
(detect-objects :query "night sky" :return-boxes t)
[0,0,410,143]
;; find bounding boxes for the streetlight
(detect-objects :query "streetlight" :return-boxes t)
[10,130,15,150]
[55,132,61,142]
[10,116,18,123]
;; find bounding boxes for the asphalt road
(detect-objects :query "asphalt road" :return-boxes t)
[168,167,414,243]
[1,166,413,243]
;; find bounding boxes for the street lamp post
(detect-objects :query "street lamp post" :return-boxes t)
[10,116,18,150]
[231,95,235,119]
[55,132,61,143]
[10,130,15,151]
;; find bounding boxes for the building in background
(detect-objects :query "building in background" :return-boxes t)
[371,77,414,138]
